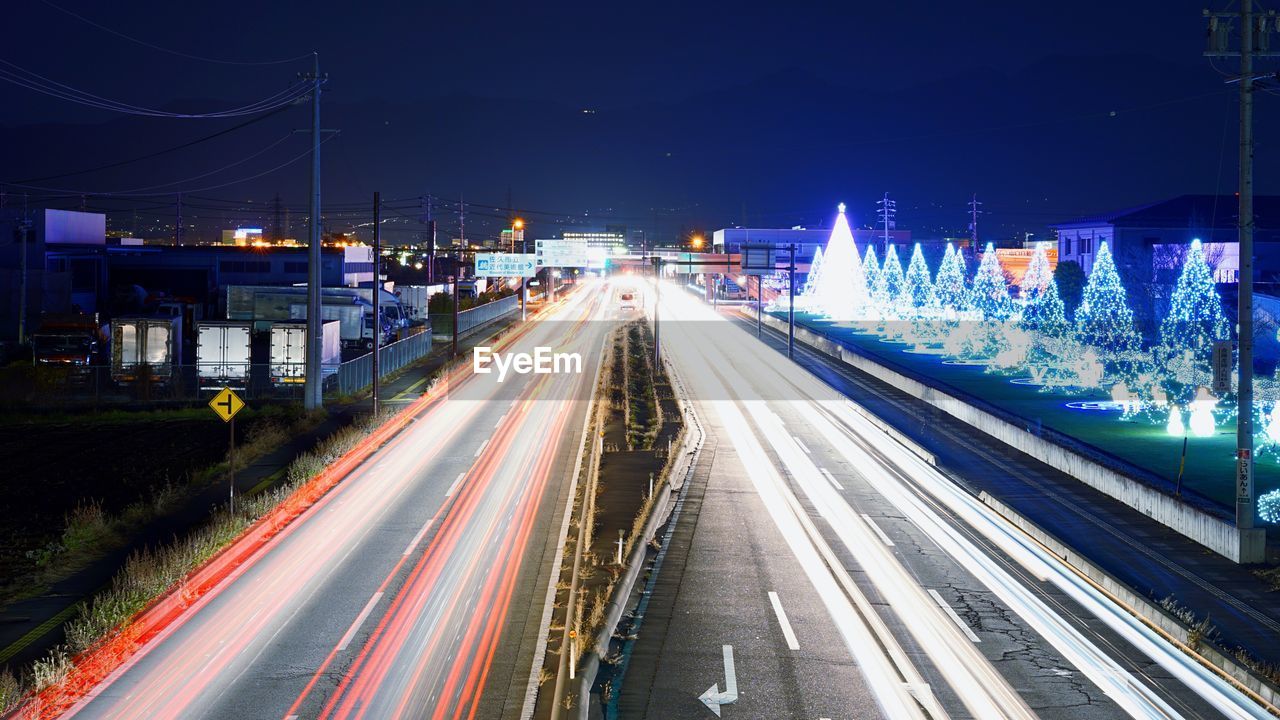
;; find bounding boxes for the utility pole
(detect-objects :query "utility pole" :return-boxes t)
[787,243,796,359]
[421,193,436,284]
[653,256,662,365]
[1205,5,1276,558]
[968,193,983,252]
[372,191,382,416]
[877,192,896,255]
[17,215,31,346]
[175,192,184,246]
[303,54,328,412]
[451,275,460,358]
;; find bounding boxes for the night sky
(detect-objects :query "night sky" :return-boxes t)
[1,0,1273,242]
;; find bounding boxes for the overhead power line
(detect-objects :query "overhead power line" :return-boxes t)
[8,104,293,184]
[0,58,311,118]
[37,0,313,66]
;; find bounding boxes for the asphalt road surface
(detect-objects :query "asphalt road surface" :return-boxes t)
[614,279,1268,720]
[60,280,615,720]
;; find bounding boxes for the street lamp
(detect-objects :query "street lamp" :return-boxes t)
[690,233,705,251]
[513,218,528,320]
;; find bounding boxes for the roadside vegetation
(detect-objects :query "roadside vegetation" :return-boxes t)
[535,319,685,717]
[0,408,394,714]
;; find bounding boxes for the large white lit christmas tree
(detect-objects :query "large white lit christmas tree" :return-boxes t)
[1157,238,1230,390]
[809,203,870,321]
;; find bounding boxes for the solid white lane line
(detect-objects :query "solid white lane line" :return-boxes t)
[446,472,465,498]
[474,439,490,458]
[818,468,843,491]
[861,514,895,547]
[767,591,801,650]
[793,436,812,454]
[927,589,979,643]
[337,591,384,651]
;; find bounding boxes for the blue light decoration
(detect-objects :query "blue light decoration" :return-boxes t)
[969,242,1014,322]
[902,243,936,317]
[862,245,882,308]
[1258,488,1280,524]
[1075,241,1140,361]
[933,243,969,321]
[1157,238,1230,392]
[876,244,905,319]
[797,245,824,311]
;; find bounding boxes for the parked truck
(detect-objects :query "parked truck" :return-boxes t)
[110,316,182,383]
[31,312,107,367]
[226,285,397,349]
[195,321,252,390]
[269,320,340,387]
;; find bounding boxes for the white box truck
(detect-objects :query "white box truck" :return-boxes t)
[195,321,252,390]
[270,320,340,386]
[110,316,182,383]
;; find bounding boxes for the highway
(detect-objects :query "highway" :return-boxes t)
[617,278,1270,720]
[55,281,615,720]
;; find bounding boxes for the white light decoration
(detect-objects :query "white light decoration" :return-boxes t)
[1166,406,1185,436]
[1188,386,1217,438]
[809,203,871,321]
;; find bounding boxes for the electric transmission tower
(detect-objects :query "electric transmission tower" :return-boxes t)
[968,193,983,250]
[876,192,897,253]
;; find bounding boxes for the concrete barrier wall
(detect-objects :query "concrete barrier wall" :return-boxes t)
[982,492,1279,707]
[754,310,1265,563]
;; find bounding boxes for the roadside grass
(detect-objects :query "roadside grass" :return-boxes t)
[0,407,317,610]
[0,407,391,714]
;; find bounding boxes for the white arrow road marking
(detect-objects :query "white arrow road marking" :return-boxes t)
[698,644,738,716]
[767,592,800,650]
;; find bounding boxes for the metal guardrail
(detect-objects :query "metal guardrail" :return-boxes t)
[430,294,519,335]
[334,329,431,396]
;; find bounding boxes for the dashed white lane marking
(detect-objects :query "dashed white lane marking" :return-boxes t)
[767,591,800,650]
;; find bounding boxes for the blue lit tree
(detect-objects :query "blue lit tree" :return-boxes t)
[863,245,882,307]
[933,243,968,317]
[902,243,936,315]
[969,243,1014,322]
[879,245,905,317]
[801,245,824,301]
[1075,242,1140,358]
[1019,243,1053,300]
[1157,238,1230,389]
[1021,277,1069,338]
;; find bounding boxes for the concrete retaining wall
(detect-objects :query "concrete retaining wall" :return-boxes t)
[754,310,1266,563]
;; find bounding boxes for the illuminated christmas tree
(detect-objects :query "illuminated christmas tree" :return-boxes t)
[863,245,882,306]
[902,243,936,315]
[1021,277,1069,338]
[1020,243,1053,300]
[809,204,870,321]
[1075,241,1140,358]
[879,245,905,316]
[969,242,1014,322]
[933,243,968,316]
[793,244,824,310]
[1157,238,1230,387]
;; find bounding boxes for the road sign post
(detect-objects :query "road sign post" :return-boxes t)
[208,387,245,515]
